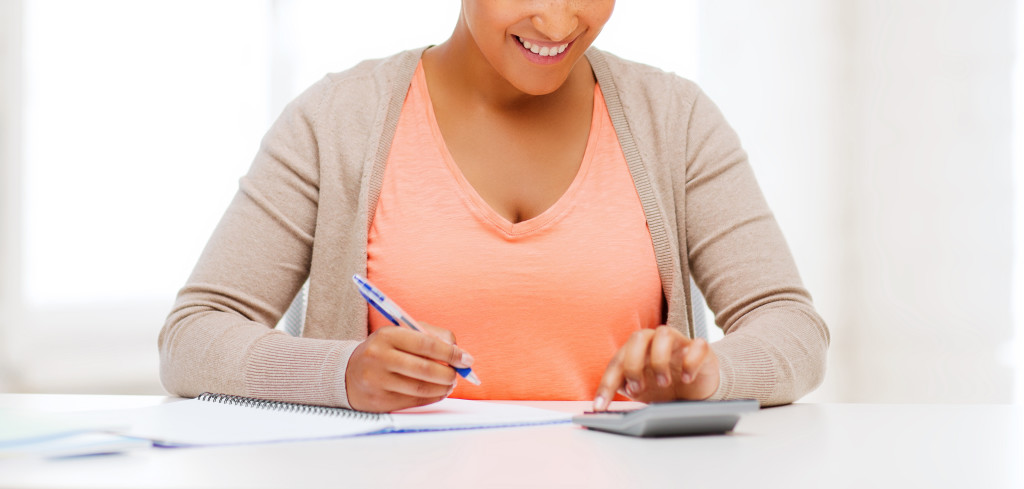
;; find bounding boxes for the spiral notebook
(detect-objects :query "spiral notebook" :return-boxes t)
[121,393,571,447]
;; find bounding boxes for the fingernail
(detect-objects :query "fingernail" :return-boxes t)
[447,384,456,396]
[593,396,606,411]
[627,380,639,395]
[461,352,474,366]
[682,373,692,383]
[657,374,670,387]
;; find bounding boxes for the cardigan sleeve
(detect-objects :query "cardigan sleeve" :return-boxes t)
[158,76,360,408]
[683,88,830,406]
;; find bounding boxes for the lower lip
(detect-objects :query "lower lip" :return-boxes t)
[515,36,573,65]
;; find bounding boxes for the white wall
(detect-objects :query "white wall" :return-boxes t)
[848,0,1015,403]
[699,0,1017,403]
[1015,0,1024,405]
[0,0,24,393]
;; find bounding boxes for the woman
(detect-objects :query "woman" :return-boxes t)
[159,0,829,413]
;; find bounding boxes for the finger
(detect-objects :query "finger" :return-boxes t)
[382,371,455,399]
[593,350,626,411]
[389,327,474,369]
[417,322,457,345]
[621,330,656,395]
[388,349,460,386]
[415,322,473,367]
[361,390,449,413]
[649,326,684,388]
[681,338,710,383]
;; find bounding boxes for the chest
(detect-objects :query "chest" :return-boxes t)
[433,99,595,225]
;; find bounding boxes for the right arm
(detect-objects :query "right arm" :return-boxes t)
[158,76,473,411]
[158,77,356,407]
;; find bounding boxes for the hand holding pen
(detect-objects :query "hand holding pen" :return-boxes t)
[345,274,480,413]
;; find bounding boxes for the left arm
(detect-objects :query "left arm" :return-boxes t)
[595,86,830,409]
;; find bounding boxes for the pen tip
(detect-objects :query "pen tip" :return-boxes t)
[465,371,482,385]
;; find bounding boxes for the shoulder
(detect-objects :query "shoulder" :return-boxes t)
[588,48,703,112]
[285,47,425,125]
[322,47,424,92]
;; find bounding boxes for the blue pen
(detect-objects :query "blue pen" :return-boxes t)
[352,274,481,385]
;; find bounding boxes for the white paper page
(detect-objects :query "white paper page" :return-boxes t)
[122,400,393,446]
[389,399,571,432]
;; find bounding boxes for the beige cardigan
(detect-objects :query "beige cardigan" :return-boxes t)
[159,47,830,408]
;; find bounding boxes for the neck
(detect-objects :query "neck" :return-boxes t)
[423,23,591,112]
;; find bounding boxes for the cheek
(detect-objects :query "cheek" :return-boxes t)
[583,1,616,36]
[464,2,515,49]
[464,9,525,80]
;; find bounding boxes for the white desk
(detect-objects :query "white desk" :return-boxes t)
[1,394,1021,489]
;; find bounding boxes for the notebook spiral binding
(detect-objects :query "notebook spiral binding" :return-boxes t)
[197,393,385,421]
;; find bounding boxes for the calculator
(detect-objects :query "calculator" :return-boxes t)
[572,399,759,437]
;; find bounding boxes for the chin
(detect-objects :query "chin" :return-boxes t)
[512,74,573,96]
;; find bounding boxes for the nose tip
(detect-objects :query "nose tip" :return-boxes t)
[531,12,579,42]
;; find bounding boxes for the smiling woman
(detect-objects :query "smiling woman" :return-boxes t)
[157,0,829,413]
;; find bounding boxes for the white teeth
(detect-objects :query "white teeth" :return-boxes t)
[517,36,569,57]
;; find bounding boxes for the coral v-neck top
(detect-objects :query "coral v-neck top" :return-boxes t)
[366,62,663,400]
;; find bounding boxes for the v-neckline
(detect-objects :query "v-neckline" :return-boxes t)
[415,63,604,237]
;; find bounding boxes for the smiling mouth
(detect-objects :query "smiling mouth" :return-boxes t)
[515,35,570,57]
